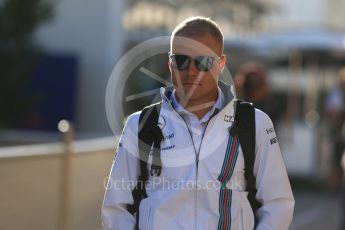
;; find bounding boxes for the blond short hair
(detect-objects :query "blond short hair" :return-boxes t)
[171,16,224,53]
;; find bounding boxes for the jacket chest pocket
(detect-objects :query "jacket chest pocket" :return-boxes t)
[231,191,255,230]
[231,145,245,173]
[202,145,245,184]
[226,149,246,191]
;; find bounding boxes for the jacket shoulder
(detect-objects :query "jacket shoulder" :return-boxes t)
[123,111,141,133]
[126,111,141,123]
[254,108,274,128]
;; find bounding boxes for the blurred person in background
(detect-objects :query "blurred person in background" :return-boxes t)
[234,62,280,123]
[325,67,345,229]
[325,67,345,190]
[234,62,269,105]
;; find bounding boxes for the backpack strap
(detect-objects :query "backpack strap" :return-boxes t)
[138,102,163,177]
[232,100,262,219]
[127,102,163,229]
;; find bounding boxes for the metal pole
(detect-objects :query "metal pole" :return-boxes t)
[58,120,74,230]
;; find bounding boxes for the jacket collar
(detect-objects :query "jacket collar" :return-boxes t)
[159,81,236,127]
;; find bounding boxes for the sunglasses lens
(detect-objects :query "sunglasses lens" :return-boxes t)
[170,54,215,72]
[171,55,190,70]
[195,56,214,72]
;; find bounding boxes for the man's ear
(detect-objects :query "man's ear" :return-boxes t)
[219,54,227,72]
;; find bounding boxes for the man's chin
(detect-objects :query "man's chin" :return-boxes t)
[182,85,202,95]
[176,93,200,102]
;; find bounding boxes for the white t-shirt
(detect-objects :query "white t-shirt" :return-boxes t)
[171,87,224,154]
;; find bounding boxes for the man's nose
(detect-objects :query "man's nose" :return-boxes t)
[186,59,200,76]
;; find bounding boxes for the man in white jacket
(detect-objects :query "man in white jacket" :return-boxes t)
[102,16,295,230]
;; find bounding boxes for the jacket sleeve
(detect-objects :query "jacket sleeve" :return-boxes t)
[253,109,295,230]
[101,113,140,230]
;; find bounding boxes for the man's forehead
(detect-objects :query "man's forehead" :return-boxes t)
[171,45,215,56]
[171,35,221,56]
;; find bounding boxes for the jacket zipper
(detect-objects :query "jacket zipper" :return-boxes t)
[163,96,217,230]
[177,114,210,230]
[194,119,213,230]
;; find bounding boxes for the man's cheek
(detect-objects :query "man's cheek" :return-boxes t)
[210,70,219,81]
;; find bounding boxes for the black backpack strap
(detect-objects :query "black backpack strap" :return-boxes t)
[138,102,163,176]
[232,100,262,219]
[127,102,163,229]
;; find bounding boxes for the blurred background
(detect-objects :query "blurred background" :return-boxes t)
[1,0,345,229]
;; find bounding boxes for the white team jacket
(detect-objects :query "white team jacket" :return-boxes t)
[102,82,295,230]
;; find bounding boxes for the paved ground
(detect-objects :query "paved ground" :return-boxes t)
[291,191,343,230]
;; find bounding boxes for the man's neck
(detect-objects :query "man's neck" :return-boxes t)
[177,92,218,119]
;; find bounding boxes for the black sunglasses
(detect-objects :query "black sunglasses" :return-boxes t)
[169,54,220,72]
